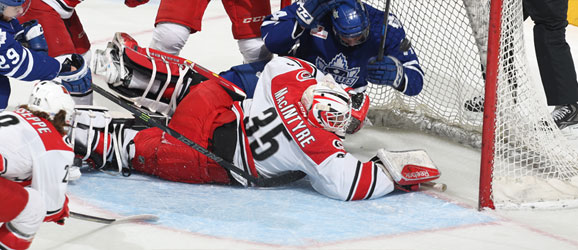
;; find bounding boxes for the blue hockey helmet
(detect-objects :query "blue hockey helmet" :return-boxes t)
[0,0,25,6]
[331,0,370,47]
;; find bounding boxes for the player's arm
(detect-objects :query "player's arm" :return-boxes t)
[0,34,61,81]
[261,4,308,55]
[308,149,440,201]
[309,152,394,201]
[31,150,72,224]
[367,12,424,96]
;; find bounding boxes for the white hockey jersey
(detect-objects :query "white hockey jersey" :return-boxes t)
[232,57,394,201]
[0,108,73,217]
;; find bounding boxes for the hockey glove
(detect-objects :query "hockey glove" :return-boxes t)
[372,149,440,192]
[367,56,406,91]
[296,0,345,29]
[125,0,150,8]
[21,20,48,53]
[346,92,370,134]
[44,196,70,225]
[59,54,93,104]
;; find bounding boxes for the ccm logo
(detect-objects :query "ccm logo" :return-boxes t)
[404,171,430,179]
[243,16,267,23]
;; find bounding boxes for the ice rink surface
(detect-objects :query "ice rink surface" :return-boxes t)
[6,1,578,249]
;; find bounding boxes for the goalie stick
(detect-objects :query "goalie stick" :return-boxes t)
[70,211,159,224]
[91,81,306,187]
[422,181,447,192]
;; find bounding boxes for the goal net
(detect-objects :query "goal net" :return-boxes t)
[362,0,578,209]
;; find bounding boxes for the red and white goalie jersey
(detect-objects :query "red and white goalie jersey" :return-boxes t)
[0,108,72,219]
[232,57,395,201]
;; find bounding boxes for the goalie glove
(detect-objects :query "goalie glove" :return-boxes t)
[346,92,370,134]
[372,149,441,191]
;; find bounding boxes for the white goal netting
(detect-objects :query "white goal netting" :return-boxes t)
[363,0,578,209]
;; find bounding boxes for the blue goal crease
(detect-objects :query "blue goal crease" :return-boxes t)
[68,171,495,246]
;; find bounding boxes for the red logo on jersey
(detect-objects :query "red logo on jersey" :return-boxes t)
[296,70,313,82]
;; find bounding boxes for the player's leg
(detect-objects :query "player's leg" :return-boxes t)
[131,79,237,184]
[150,0,209,55]
[222,0,273,63]
[0,178,45,250]
[92,33,204,116]
[18,0,74,58]
[19,1,93,105]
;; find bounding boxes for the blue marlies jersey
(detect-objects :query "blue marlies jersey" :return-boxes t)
[261,3,423,95]
[0,18,61,109]
[0,18,61,81]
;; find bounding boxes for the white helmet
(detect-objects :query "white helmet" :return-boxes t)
[28,80,75,126]
[301,74,352,133]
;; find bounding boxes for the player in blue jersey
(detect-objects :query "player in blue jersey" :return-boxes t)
[261,0,424,134]
[0,0,91,111]
[261,0,423,95]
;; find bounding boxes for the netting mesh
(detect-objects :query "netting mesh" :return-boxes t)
[363,0,578,208]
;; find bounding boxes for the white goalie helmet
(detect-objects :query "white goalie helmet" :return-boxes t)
[28,80,76,127]
[301,74,352,133]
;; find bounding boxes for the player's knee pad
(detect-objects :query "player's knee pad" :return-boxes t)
[150,22,191,56]
[237,37,273,63]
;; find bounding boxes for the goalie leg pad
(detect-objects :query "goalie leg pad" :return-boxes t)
[71,106,113,169]
[376,149,441,186]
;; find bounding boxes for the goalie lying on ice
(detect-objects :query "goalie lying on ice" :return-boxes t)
[79,56,441,201]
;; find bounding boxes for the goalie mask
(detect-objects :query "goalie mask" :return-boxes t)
[331,0,370,47]
[28,80,76,128]
[301,74,352,133]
